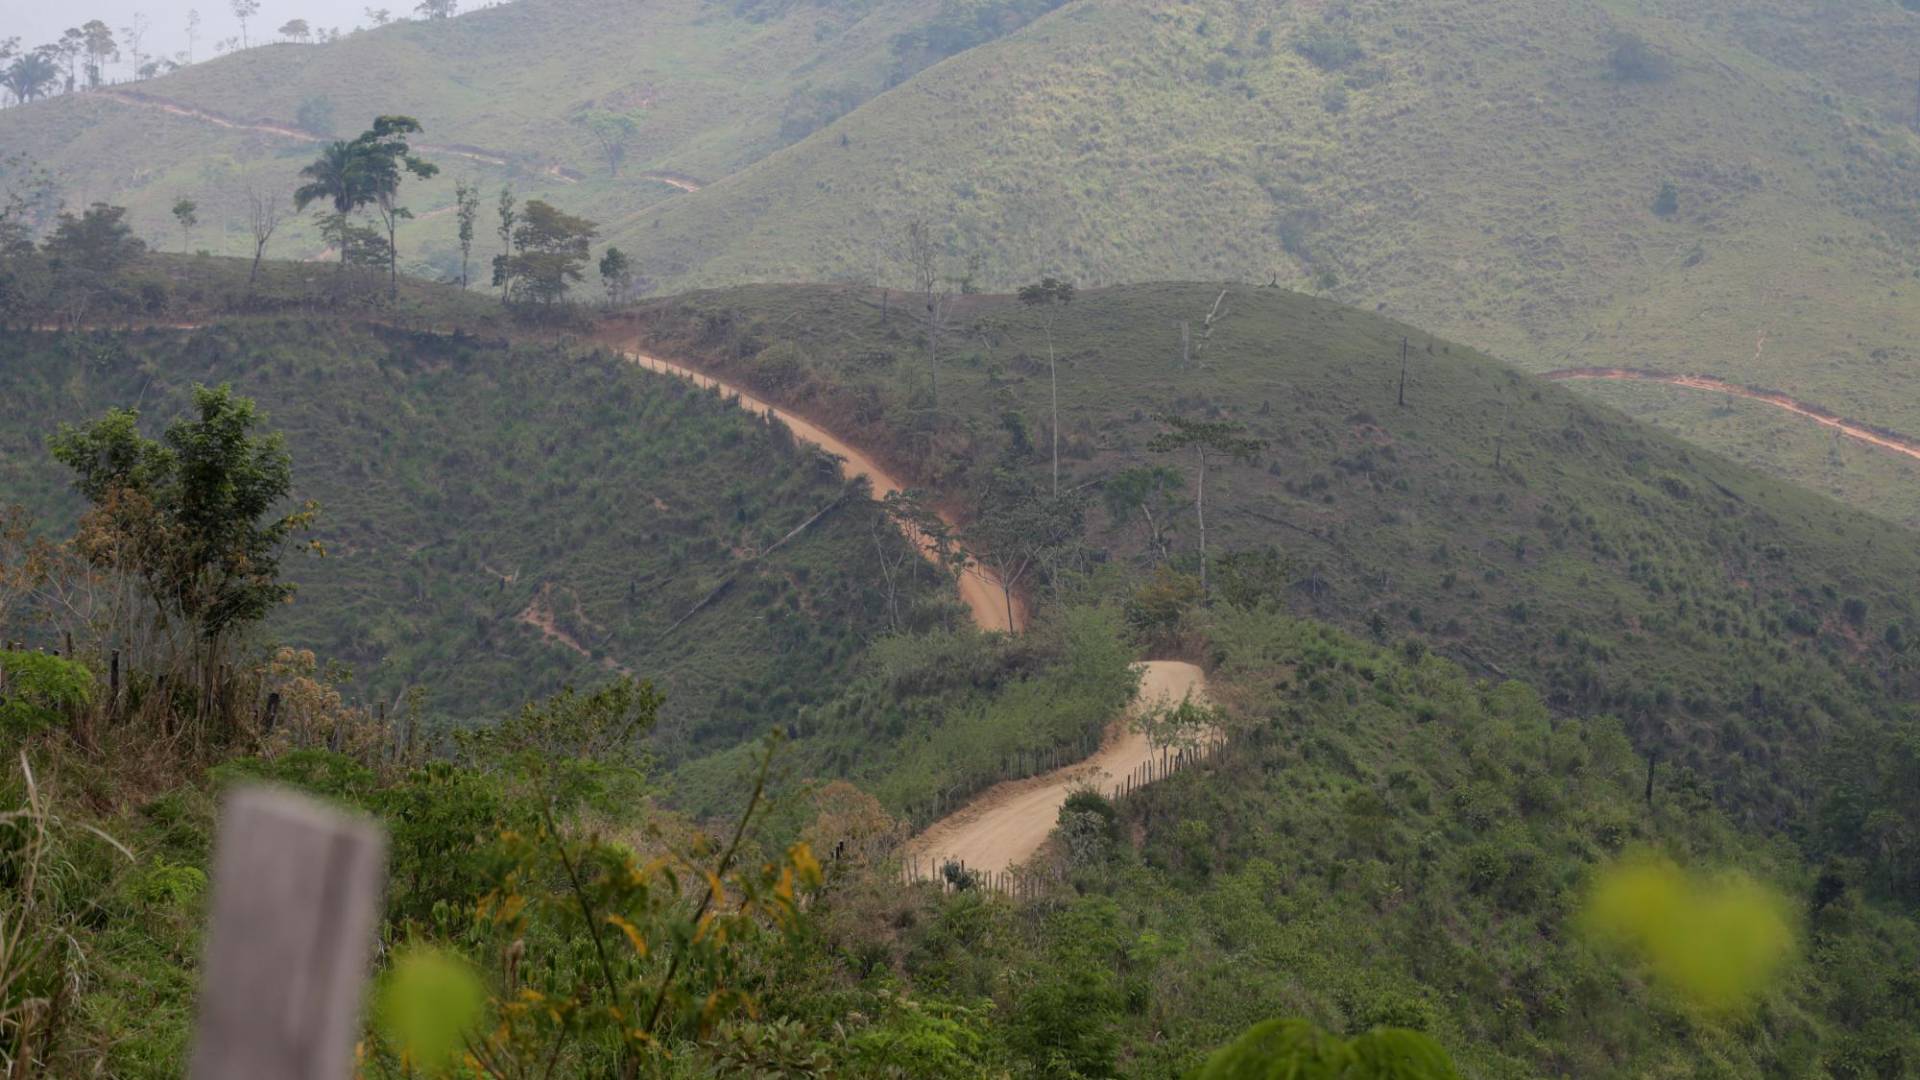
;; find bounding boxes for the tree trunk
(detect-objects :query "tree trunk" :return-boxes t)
[1196,447,1209,598]
[1048,325,1059,495]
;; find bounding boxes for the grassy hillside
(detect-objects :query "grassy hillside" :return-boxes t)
[6,0,1919,522]
[0,317,946,756]
[630,282,1920,826]
[612,0,1920,522]
[834,606,1920,1077]
[0,0,940,274]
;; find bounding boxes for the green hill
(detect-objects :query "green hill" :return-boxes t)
[0,310,945,757]
[620,0,1920,522]
[632,281,1920,827]
[5,0,1919,522]
[0,0,939,274]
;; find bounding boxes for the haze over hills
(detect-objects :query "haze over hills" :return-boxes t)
[6,0,1920,1075]
[5,0,1920,522]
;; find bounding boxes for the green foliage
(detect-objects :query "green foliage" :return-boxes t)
[1190,1018,1457,1079]
[1652,180,1679,218]
[49,383,314,644]
[41,203,144,274]
[0,651,91,734]
[637,284,1920,833]
[1608,32,1671,82]
[1293,26,1364,71]
[495,199,598,308]
[5,323,930,740]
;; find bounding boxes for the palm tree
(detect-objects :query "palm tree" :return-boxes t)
[293,140,368,268]
[2,52,59,105]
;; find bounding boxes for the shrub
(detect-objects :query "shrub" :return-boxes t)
[1608,32,1670,82]
[1294,26,1363,71]
[1652,181,1680,218]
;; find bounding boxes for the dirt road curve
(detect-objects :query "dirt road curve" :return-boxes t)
[1545,367,1920,464]
[622,349,1024,633]
[904,660,1211,876]
[93,91,721,190]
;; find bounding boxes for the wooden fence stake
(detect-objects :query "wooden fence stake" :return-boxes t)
[190,786,387,1080]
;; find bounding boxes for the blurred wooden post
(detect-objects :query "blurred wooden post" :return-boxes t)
[190,787,386,1080]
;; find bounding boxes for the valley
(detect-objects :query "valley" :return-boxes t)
[3,0,1920,1075]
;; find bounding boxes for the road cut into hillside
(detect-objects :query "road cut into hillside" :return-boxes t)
[619,348,1024,633]
[1544,367,1920,464]
[904,659,1214,877]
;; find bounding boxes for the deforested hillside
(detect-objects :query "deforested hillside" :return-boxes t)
[619,0,1920,523]
[0,0,945,272]
[0,316,946,754]
[629,281,1920,826]
[6,0,1919,523]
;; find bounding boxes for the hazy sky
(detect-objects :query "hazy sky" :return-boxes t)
[6,0,422,66]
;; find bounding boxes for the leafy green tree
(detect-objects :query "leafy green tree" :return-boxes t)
[1,50,59,103]
[294,116,437,296]
[598,245,633,306]
[1652,180,1679,218]
[1103,464,1182,564]
[79,21,115,86]
[171,197,198,252]
[1148,415,1265,598]
[575,109,640,177]
[355,116,439,299]
[413,0,458,18]
[295,140,371,270]
[453,179,480,289]
[1191,1018,1458,1079]
[49,385,316,733]
[42,203,145,274]
[495,199,597,309]
[963,468,1087,629]
[277,18,311,42]
[493,185,516,299]
[1018,277,1075,494]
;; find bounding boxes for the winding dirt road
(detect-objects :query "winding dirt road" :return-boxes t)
[905,660,1213,876]
[1545,367,1920,464]
[620,348,1024,633]
[92,90,705,192]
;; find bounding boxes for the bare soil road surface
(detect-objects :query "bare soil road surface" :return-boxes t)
[1545,367,1920,464]
[904,660,1212,876]
[621,348,1024,633]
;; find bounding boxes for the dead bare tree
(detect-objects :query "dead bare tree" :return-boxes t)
[244,187,285,291]
[904,220,954,412]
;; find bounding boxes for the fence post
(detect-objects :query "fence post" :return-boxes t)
[189,787,386,1080]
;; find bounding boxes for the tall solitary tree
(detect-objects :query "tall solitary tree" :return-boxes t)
[493,185,517,299]
[243,185,284,289]
[904,219,954,412]
[354,115,438,299]
[453,180,480,289]
[230,0,261,48]
[185,9,202,62]
[79,21,116,87]
[1148,415,1265,599]
[598,246,633,307]
[171,197,198,251]
[294,139,369,271]
[1018,276,1075,494]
